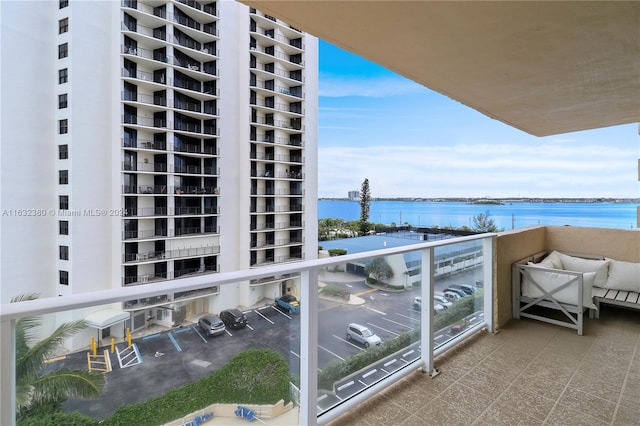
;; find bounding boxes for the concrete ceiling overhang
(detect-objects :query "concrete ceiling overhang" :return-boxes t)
[240,1,640,136]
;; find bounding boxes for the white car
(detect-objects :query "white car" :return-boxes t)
[442,290,462,302]
[434,293,453,309]
[345,323,382,348]
[413,296,447,313]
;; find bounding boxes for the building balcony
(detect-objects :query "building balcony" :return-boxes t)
[123,245,220,263]
[3,227,639,425]
[175,0,218,17]
[122,265,219,286]
[122,226,219,241]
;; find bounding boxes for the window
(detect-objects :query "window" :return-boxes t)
[59,68,68,84]
[59,18,68,34]
[59,220,69,235]
[58,43,68,59]
[59,119,68,134]
[59,245,69,260]
[59,195,69,210]
[58,94,68,109]
[59,270,69,285]
[59,144,68,159]
[59,0,68,9]
[59,170,68,184]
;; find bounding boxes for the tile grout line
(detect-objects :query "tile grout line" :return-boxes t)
[609,331,640,425]
[467,328,557,424]
[539,333,602,425]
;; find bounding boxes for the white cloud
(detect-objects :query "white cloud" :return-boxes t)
[318,143,639,198]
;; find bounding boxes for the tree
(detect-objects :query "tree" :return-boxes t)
[364,257,394,283]
[471,210,500,233]
[13,294,105,419]
[359,178,371,235]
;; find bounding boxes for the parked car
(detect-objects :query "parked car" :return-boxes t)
[275,294,300,314]
[198,315,226,337]
[450,323,466,333]
[444,287,469,298]
[345,323,382,348]
[442,291,462,302]
[219,308,248,329]
[413,296,422,310]
[449,284,477,295]
[414,296,447,313]
[433,293,453,309]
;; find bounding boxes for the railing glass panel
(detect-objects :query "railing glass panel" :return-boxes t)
[0,234,493,426]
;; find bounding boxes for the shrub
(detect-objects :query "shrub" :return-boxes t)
[318,329,420,390]
[18,411,98,426]
[104,349,290,426]
[319,285,349,299]
[328,249,347,256]
[318,292,483,391]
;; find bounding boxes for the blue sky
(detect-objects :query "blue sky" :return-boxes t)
[317,40,639,199]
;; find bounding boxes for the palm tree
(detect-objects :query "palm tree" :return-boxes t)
[13,294,105,418]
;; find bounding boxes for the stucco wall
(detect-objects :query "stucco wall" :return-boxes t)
[495,226,640,329]
[495,226,546,327]
[544,226,640,263]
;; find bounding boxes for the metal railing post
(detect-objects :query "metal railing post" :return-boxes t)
[0,319,16,425]
[420,247,438,376]
[300,269,318,425]
[483,236,495,333]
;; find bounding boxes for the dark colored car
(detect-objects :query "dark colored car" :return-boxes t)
[449,284,477,295]
[219,308,248,329]
[444,287,469,298]
[198,315,226,337]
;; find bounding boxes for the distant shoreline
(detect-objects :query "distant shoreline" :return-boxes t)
[319,197,640,204]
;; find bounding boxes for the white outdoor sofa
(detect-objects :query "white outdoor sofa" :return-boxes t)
[512,251,640,335]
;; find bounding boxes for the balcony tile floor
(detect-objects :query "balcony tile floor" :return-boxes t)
[328,306,640,426]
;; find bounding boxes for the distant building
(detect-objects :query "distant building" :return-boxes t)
[348,190,360,200]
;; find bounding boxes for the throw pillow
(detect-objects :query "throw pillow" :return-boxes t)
[604,259,640,293]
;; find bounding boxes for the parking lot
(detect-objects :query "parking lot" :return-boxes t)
[53,269,484,420]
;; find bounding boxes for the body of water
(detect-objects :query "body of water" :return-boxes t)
[318,200,639,230]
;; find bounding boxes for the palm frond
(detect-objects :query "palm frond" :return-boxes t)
[29,369,105,405]
[16,320,89,388]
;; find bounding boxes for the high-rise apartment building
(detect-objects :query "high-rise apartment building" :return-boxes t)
[0,0,318,337]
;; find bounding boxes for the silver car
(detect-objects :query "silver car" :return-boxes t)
[198,315,226,337]
[345,323,382,348]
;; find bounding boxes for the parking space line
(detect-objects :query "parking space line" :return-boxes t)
[332,334,362,350]
[173,328,191,334]
[382,317,413,329]
[367,322,399,336]
[192,326,207,343]
[290,350,300,359]
[225,329,233,337]
[167,332,182,352]
[365,307,387,315]
[246,324,254,330]
[319,345,345,361]
[271,306,292,319]
[253,309,274,324]
[397,312,420,322]
[142,333,161,340]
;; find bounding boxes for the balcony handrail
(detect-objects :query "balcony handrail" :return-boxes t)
[0,233,495,426]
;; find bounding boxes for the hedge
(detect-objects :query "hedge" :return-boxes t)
[104,349,290,426]
[318,292,483,390]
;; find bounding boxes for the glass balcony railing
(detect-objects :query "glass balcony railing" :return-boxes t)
[0,233,494,426]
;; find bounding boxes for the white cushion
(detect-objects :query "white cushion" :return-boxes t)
[523,264,596,310]
[542,251,564,269]
[555,252,610,288]
[604,259,640,292]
